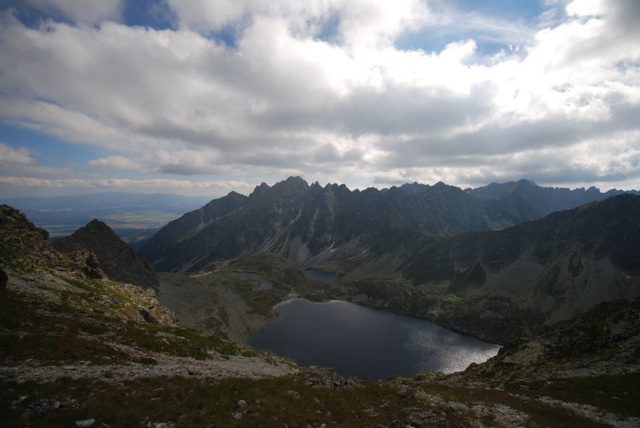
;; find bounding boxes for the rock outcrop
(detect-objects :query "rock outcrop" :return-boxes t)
[54,219,158,288]
[462,298,640,379]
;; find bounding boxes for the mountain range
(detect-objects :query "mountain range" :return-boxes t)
[139,177,640,343]
[140,177,635,272]
[1,194,639,425]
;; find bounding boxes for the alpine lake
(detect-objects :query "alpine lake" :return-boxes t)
[247,297,500,381]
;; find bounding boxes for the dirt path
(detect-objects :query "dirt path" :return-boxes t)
[0,354,297,384]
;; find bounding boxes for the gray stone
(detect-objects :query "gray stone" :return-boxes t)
[380,399,392,408]
[75,419,95,427]
[397,387,413,399]
[285,390,301,399]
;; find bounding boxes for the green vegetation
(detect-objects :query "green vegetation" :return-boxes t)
[2,201,639,428]
[227,254,332,316]
[417,381,610,428]
[119,321,244,359]
[504,374,640,418]
[0,284,252,366]
[235,285,287,317]
[0,288,128,365]
[0,375,418,427]
[3,371,632,427]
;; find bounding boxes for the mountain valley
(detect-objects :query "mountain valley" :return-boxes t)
[141,178,640,344]
[1,177,640,427]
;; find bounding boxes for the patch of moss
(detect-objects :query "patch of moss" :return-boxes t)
[0,287,249,364]
[0,375,424,428]
[0,289,129,364]
[118,321,244,358]
[418,382,609,428]
[236,286,286,316]
[505,374,640,418]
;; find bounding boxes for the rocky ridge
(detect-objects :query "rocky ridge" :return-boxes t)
[141,177,632,272]
[53,219,159,288]
[0,205,296,419]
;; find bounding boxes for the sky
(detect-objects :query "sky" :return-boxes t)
[0,0,639,198]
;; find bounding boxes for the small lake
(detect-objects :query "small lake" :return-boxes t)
[304,269,334,283]
[247,298,500,380]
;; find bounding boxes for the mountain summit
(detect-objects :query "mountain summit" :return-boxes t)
[140,177,633,273]
[54,219,159,287]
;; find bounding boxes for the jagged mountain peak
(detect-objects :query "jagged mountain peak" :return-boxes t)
[430,181,464,193]
[248,176,310,200]
[276,176,309,189]
[222,191,249,204]
[54,219,159,288]
[586,185,600,193]
[203,190,247,209]
[82,218,117,234]
[516,178,537,186]
[141,177,639,275]
[399,182,429,195]
[249,182,271,199]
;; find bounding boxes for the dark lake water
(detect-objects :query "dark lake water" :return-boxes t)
[304,269,334,283]
[247,298,500,380]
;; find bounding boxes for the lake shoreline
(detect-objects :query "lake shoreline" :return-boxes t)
[247,297,500,380]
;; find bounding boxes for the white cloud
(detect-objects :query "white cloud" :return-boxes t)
[88,156,144,171]
[167,0,429,48]
[0,176,251,191]
[24,0,122,25]
[0,0,639,192]
[0,143,33,165]
[565,0,606,17]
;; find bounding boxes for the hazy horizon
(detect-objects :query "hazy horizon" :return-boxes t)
[2,176,638,200]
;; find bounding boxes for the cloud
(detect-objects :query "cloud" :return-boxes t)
[24,0,123,25]
[88,155,144,171]
[0,176,251,191]
[0,0,638,192]
[167,0,429,48]
[0,142,104,182]
[565,0,606,18]
[0,143,34,165]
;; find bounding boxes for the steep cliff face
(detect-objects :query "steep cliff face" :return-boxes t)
[335,194,640,343]
[142,177,627,273]
[467,179,637,229]
[138,191,250,272]
[1,204,60,272]
[403,193,640,294]
[53,219,158,288]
